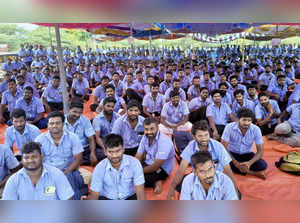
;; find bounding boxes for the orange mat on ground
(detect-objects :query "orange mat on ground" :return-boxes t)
[1,95,300,200]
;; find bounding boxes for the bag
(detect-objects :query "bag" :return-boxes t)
[275,151,300,175]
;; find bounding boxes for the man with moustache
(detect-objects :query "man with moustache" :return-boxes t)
[112,100,145,156]
[222,108,267,180]
[180,151,238,200]
[135,118,175,194]
[2,142,74,200]
[165,79,186,102]
[82,134,145,200]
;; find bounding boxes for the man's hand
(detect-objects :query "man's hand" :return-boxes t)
[266,103,274,114]
[239,161,251,173]
[90,152,98,166]
[45,104,51,113]
[233,160,248,174]
[213,130,220,140]
[277,119,281,125]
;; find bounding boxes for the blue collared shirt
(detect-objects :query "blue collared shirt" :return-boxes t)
[161,100,189,125]
[142,93,165,113]
[0,144,19,182]
[187,86,201,100]
[181,139,231,172]
[93,85,106,103]
[35,130,83,171]
[109,80,124,97]
[222,122,263,154]
[93,111,120,139]
[267,81,288,102]
[232,99,255,117]
[255,100,281,125]
[246,94,259,106]
[286,103,300,133]
[2,164,74,200]
[64,116,95,148]
[137,131,175,175]
[90,155,145,200]
[112,115,145,149]
[72,78,89,95]
[189,97,212,111]
[206,102,232,126]
[5,123,40,154]
[42,84,63,103]
[180,171,238,200]
[1,89,23,112]
[159,81,172,94]
[15,96,44,120]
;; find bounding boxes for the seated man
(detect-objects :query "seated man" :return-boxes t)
[0,144,20,198]
[42,76,64,113]
[159,71,172,94]
[187,77,201,101]
[136,118,175,194]
[82,134,145,200]
[246,84,259,106]
[180,151,238,200]
[90,76,110,112]
[142,83,165,120]
[255,92,281,135]
[160,90,191,135]
[266,75,288,111]
[222,108,267,180]
[93,97,120,165]
[2,142,74,200]
[219,83,233,107]
[143,76,155,95]
[165,79,186,102]
[188,87,212,124]
[15,86,48,129]
[64,99,99,166]
[267,102,300,147]
[232,89,255,118]
[112,100,145,156]
[167,120,237,200]
[0,79,23,124]
[206,90,236,141]
[71,72,90,101]
[16,74,39,98]
[5,109,40,159]
[35,111,87,200]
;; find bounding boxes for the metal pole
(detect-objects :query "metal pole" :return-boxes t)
[54,23,69,114]
[149,32,153,60]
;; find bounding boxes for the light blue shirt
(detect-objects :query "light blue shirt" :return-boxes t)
[189,97,212,111]
[2,164,74,200]
[187,86,201,100]
[1,89,23,112]
[93,85,106,103]
[35,130,83,171]
[93,111,120,139]
[159,81,172,94]
[232,99,255,117]
[5,123,40,154]
[206,102,232,126]
[222,122,263,154]
[286,103,300,133]
[90,155,145,200]
[181,139,231,172]
[255,99,281,125]
[112,115,145,149]
[15,96,44,120]
[64,116,95,148]
[142,93,165,113]
[0,144,19,182]
[267,81,288,102]
[137,131,175,175]
[42,85,63,103]
[161,100,189,125]
[72,78,89,95]
[180,171,238,200]
[109,80,124,97]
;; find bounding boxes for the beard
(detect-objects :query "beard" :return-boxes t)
[104,110,113,116]
[128,115,138,122]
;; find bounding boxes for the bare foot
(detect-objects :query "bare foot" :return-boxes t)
[266,133,277,140]
[154,181,162,194]
[248,171,266,180]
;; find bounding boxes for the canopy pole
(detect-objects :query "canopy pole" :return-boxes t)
[149,32,153,60]
[54,23,69,114]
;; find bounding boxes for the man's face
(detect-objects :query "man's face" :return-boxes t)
[52,79,60,88]
[200,89,209,100]
[127,106,140,122]
[151,86,159,95]
[194,161,216,186]
[101,79,109,87]
[147,77,154,85]
[247,88,256,96]
[136,73,143,81]
[235,93,244,104]
[144,123,158,139]
[106,88,115,97]
[194,130,210,148]
[77,73,83,81]
[277,77,285,86]
[166,74,172,82]
[259,96,269,107]
[112,74,119,82]
[17,77,25,85]
[173,81,180,90]
[105,145,124,166]
[48,116,64,135]
[127,75,133,82]
[68,107,83,122]
[212,93,222,104]
[194,78,200,87]
[12,116,26,132]
[8,81,16,92]
[230,78,238,87]
[239,117,252,130]
[178,71,184,79]
[24,89,33,101]
[22,150,43,172]
[103,102,115,116]
[170,95,180,106]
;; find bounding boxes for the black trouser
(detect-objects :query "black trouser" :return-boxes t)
[99,194,137,200]
[2,108,10,123]
[189,106,207,124]
[143,164,169,188]
[74,92,89,101]
[48,102,64,111]
[229,152,268,175]
[216,125,226,137]
[259,123,276,135]
[124,147,138,156]
[82,146,106,166]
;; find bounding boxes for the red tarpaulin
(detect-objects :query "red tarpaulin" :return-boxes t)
[34,23,121,29]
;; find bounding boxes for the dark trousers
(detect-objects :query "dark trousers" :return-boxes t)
[189,106,207,124]
[259,123,276,135]
[143,164,169,188]
[99,194,137,200]
[74,92,89,101]
[230,152,268,175]
[2,108,10,124]
[124,147,138,156]
[48,102,64,111]
[82,146,106,166]
[216,125,226,137]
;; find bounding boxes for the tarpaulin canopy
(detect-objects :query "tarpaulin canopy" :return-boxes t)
[35,23,121,29]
